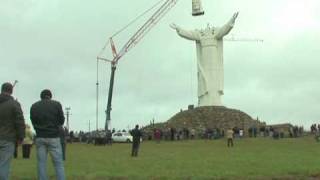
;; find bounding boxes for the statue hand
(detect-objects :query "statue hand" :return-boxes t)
[233,12,239,20]
[229,12,239,24]
[170,23,179,31]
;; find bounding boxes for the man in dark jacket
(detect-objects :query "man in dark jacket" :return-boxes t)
[0,82,25,180]
[130,125,143,157]
[30,89,65,180]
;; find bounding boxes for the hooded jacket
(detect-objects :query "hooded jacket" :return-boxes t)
[0,93,25,142]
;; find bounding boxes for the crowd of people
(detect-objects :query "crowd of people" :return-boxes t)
[145,124,309,143]
[145,127,222,141]
[64,124,308,146]
[310,124,320,133]
[252,126,304,139]
[310,124,320,141]
[148,127,235,147]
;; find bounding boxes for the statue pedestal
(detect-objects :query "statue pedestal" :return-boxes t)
[143,106,265,138]
[167,106,264,133]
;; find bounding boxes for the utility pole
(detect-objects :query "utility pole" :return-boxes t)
[12,80,18,87]
[12,80,18,100]
[88,119,91,133]
[96,58,99,131]
[65,107,71,131]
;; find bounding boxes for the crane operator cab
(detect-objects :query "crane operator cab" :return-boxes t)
[192,0,205,16]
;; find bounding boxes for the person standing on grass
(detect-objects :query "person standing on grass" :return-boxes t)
[227,128,234,147]
[239,129,244,138]
[130,125,143,157]
[69,131,74,143]
[22,124,33,159]
[106,130,112,145]
[30,89,65,180]
[190,128,196,139]
[0,82,25,180]
[154,129,161,143]
[315,126,320,142]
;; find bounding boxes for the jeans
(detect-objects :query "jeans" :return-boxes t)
[35,138,65,180]
[0,140,14,180]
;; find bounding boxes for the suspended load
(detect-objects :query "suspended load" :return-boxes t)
[192,0,204,16]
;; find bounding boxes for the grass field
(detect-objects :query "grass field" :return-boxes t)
[10,136,320,180]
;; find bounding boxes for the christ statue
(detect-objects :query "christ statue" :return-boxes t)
[171,12,239,106]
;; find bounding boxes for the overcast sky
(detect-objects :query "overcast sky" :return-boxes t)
[1,0,320,132]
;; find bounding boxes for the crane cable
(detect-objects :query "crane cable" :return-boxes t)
[111,0,166,38]
[98,0,166,57]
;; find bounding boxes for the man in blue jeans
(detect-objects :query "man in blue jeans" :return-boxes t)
[0,82,25,180]
[30,89,65,180]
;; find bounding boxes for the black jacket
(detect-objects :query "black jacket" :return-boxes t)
[0,93,25,142]
[30,99,65,138]
[130,128,143,143]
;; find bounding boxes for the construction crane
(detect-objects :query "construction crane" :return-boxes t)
[97,0,179,131]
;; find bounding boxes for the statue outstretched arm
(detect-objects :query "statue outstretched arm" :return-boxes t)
[170,23,200,41]
[215,12,239,40]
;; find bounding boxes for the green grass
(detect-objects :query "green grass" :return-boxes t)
[10,137,320,179]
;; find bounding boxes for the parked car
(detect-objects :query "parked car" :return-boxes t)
[112,132,133,143]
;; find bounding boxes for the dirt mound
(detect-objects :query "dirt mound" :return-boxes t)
[144,106,265,135]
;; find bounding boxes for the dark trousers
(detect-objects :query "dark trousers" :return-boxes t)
[106,138,112,145]
[60,141,66,161]
[131,142,140,157]
[227,138,233,147]
[22,144,32,158]
[14,142,18,158]
[171,134,174,141]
